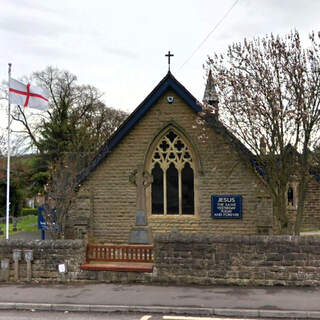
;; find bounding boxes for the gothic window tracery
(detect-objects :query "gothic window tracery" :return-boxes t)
[150,130,195,215]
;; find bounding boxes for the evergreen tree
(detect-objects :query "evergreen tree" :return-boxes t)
[12,66,128,237]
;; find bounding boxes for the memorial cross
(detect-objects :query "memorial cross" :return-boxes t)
[130,165,153,214]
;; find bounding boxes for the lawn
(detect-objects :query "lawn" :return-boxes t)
[0,215,38,237]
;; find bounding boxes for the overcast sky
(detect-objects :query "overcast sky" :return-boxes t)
[1,0,320,131]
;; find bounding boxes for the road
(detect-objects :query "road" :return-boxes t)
[0,310,143,319]
[0,311,266,320]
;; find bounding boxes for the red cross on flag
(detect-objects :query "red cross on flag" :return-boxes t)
[9,78,49,111]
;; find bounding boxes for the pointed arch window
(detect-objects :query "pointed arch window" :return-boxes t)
[287,183,298,208]
[150,130,195,215]
[287,186,294,207]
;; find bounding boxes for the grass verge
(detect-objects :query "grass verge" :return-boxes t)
[0,215,38,237]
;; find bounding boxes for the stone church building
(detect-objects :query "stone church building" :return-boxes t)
[65,71,320,243]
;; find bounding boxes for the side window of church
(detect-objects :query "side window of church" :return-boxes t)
[151,130,194,215]
[287,186,294,206]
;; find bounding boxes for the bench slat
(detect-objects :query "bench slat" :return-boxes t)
[86,244,153,263]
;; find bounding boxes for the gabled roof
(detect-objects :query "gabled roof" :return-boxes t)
[203,114,263,175]
[77,70,282,187]
[77,71,202,184]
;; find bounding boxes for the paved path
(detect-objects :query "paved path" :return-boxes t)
[0,283,320,318]
[10,232,42,240]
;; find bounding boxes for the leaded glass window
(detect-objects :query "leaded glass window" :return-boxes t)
[151,163,164,214]
[150,130,195,215]
[287,186,294,207]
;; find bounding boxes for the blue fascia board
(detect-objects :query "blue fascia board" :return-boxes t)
[108,78,201,151]
[77,73,202,184]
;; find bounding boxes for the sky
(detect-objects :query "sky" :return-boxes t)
[1,0,320,132]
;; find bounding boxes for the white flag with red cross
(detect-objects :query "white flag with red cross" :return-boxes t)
[9,78,49,111]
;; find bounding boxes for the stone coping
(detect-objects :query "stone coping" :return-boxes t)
[0,239,85,248]
[155,233,320,244]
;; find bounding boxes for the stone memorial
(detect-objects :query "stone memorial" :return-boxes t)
[129,164,153,244]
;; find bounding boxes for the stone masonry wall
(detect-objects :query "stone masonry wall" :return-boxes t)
[0,240,85,282]
[68,88,273,243]
[302,178,320,230]
[154,233,320,286]
[1,236,320,286]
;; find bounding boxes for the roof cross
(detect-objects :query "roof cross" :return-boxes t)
[165,51,174,71]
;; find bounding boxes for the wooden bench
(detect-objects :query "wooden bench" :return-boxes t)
[81,244,153,273]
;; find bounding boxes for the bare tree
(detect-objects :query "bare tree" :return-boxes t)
[206,30,320,234]
[10,66,128,237]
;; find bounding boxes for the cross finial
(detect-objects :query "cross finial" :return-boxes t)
[165,51,174,71]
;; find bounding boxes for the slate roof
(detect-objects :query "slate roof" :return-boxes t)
[77,70,273,186]
[203,114,262,174]
[77,70,320,187]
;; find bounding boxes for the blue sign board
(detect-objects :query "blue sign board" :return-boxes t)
[38,205,57,231]
[211,195,242,219]
[38,206,48,231]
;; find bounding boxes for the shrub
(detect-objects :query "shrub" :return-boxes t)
[21,208,38,216]
[0,180,23,218]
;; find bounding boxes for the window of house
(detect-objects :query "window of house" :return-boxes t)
[150,130,195,215]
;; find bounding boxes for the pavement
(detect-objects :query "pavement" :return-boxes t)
[3,231,320,318]
[0,283,320,318]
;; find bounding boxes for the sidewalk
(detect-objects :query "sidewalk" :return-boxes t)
[0,283,320,318]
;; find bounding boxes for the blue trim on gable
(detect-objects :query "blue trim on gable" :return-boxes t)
[77,72,202,184]
[108,76,201,150]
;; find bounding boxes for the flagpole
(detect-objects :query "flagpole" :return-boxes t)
[6,63,12,240]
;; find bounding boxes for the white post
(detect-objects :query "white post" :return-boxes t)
[6,63,12,240]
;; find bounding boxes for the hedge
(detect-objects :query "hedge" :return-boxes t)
[21,208,38,216]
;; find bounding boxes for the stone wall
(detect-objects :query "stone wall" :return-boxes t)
[286,177,320,232]
[303,178,320,230]
[153,233,320,286]
[0,240,85,282]
[1,236,320,286]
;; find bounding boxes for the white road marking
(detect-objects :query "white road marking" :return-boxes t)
[163,317,215,320]
[140,316,152,320]
[163,317,251,320]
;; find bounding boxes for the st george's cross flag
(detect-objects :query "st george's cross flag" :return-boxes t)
[9,78,49,111]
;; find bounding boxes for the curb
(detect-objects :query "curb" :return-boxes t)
[0,303,320,318]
